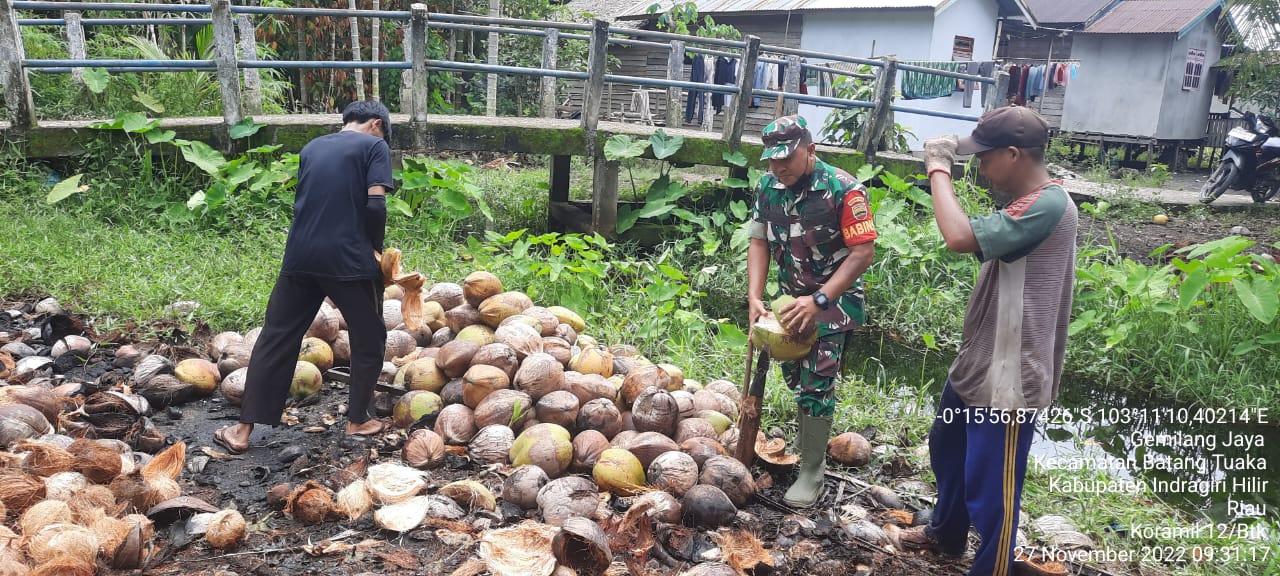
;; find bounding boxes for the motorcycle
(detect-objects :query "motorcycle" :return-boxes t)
[1200,109,1280,204]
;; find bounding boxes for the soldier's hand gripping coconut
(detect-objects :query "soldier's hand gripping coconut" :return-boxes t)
[744,115,877,507]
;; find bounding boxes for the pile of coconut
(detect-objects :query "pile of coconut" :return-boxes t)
[195,268,914,575]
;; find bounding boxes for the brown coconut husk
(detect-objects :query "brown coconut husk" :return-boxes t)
[18,500,72,537]
[30,555,94,576]
[14,440,75,476]
[110,519,146,570]
[109,470,178,513]
[86,507,131,559]
[0,352,13,381]
[141,441,186,481]
[708,529,775,575]
[68,485,117,523]
[0,471,45,515]
[26,523,99,565]
[284,481,334,525]
[379,248,429,331]
[66,439,122,484]
[0,546,28,576]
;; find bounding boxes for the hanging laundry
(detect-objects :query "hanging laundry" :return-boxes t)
[1007,64,1021,98]
[1015,65,1029,105]
[900,62,964,100]
[712,57,736,111]
[685,55,706,125]
[752,62,767,107]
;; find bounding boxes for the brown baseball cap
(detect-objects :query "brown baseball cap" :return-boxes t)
[957,106,1050,155]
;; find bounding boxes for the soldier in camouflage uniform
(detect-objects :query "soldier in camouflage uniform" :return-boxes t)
[747,115,877,507]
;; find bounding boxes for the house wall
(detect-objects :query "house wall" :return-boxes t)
[796,0,999,150]
[1061,34,1169,137]
[564,14,801,137]
[1156,12,1221,140]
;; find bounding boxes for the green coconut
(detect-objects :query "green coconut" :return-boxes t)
[395,357,448,393]
[749,295,817,361]
[393,390,444,428]
[509,425,573,478]
[289,361,323,399]
[592,448,646,496]
[298,337,334,372]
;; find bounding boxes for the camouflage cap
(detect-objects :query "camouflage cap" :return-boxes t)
[760,115,811,161]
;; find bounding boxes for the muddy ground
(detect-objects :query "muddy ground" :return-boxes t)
[1078,207,1280,266]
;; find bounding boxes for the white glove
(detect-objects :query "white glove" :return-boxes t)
[924,135,959,175]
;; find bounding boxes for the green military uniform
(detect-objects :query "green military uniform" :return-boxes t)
[749,116,877,418]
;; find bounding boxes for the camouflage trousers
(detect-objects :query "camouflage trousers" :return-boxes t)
[781,331,850,418]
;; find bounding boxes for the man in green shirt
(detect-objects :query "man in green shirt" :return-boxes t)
[746,115,877,507]
[899,106,1077,576]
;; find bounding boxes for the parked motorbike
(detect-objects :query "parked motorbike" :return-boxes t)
[1200,110,1280,204]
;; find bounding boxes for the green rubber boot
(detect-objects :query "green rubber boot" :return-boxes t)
[783,413,832,507]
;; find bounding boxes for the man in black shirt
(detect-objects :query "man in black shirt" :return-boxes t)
[215,101,396,453]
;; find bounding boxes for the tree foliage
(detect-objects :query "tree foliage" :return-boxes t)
[1221,0,1280,114]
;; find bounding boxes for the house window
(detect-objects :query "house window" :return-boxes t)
[1183,48,1206,91]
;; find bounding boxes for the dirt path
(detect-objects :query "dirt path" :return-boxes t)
[1056,171,1274,208]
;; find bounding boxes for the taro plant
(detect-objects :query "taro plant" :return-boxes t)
[820,72,914,153]
[392,156,493,236]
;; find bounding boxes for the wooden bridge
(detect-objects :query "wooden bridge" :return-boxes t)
[0,0,998,234]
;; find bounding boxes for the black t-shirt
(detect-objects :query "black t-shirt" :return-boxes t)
[281,131,395,280]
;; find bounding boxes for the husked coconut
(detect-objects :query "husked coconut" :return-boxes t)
[502,465,548,509]
[221,367,248,406]
[446,304,482,334]
[469,424,516,465]
[632,387,679,437]
[430,327,454,348]
[473,389,534,429]
[478,291,534,328]
[307,305,341,343]
[383,300,404,330]
[537,475,598,526]
[436,340,480,379]
[471,343,520,380]
[680,437,729,468]
[621,364,671,406]
[541,337,572,365]
[50,335,92,359]
[534,390,579,430]
[577,398,623,438]
[297,338,334,372]
[564,372,616,406]
[175,358,221,395]
[425,282,465,310]
[616,431,679,469]
[455,325,496,347]
[648,451,698,496]
[402,429,446,469]
[439,378,465,405]
[513,353,564,400]
[494,322,543,360]
[546,306,585,332]
[675,418,718,444]
[569,346,613,377]
[570,430,609,473]
[330,331,352,366]
[384,330,416,361]
[699,456,757,507]
[463,271,503,308]
[434,404,477,444]
[553,323,577,345]
[132,355,174,386]
[395,357,447,393]
[670,390,696,420]
[656,364,685,391]
[462,364,510,408]
[521,306,560,336]
[593,448,645,496]
[680,485,737,529]
[827,432,873,467]
[218,343,251,378]
[704,379,741,402]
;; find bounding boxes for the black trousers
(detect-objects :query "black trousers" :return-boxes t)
[240,273,386,425]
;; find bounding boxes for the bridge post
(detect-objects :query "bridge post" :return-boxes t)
[582,18,608,160]
[665,40,683,129]
[582,18,614,236]
[539,28,558,119]
[0,0,36,134]
[722,35,760,147]
[859,56,897,160]
[780,54,801,117]
[210,0,244,134]
[486,0,500,116]
[410,3,429,149]
[348,0,365,101]
[237,15,263,116]
[64,12,87,85]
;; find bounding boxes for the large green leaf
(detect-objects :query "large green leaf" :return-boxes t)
[715,321,748,349]
[121,113,157,134]
[604,135,649,161]
[634,202,676,219]
[145,129,176,144]
[1235,277,1279,324]
[1178,267,1209,310]
[132,91,165,113]
[437,188,474,214]
[387,196,413,217]
[229,117,263,139]
[616,206,642,234]
[45,174,86,204]
[722,150,747,167]
[724,177,750,189]
[179,140,227,175]
[83,68,110,94]
[650,129,684,160]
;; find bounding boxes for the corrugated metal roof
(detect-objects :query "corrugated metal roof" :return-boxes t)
[1083,0,1224,35]
[1021,0,1110,24]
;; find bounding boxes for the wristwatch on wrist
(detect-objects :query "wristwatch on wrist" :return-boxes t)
[813,291,831,310]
